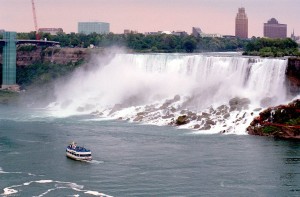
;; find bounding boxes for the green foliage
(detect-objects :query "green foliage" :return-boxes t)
[262,126,278,133]
[15,32,249,53]
[183,37,197,53]
[16,61,83,88]
[244,38,300,57]
[17,45,37,52]
[0,90,19,104]
[286,117,300,125]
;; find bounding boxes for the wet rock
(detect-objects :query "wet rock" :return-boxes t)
[229,97,250,111]
[197,116,202,121]
[191,115,197,121]
[170,107,177,113]
[215,111,221,116]
[137,112,146,116]
[223,113,230,119]
[206,119,216,125]
[194,124,200,129]
[209,107,215,114]
[187,111,196,117]
[202,112,210,118]
[200,125,211,130]
[133,116,144,122]
[217,105,229,112]
[176,115,189,125]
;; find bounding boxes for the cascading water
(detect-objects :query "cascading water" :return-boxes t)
[48,53,291,134]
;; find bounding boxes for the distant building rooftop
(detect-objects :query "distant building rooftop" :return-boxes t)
[38,28,63,35]
[267,18,279,24]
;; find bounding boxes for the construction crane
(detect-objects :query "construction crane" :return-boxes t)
[31,0,40,40]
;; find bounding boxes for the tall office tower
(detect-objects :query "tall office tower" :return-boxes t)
[235,7,248,39]
[263,18,287,38]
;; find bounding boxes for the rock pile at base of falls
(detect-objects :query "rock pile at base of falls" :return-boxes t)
[170,97,252,132]
[94,95,257,134]
[247,99,300,140]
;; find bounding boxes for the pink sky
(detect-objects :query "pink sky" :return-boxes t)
[0,0,299,37]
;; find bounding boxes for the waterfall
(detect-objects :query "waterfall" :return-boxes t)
[49,53,291,134]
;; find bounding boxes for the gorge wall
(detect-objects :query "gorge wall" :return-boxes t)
[0,47,92,67]
[287,58,300,94]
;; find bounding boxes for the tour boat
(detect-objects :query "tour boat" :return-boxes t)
[66,142,92,161]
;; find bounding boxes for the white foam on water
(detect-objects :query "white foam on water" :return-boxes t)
[84,190,113,197]
[81,117,115,122]
[2,188,18,195]
[33,188,58,197]
[88,160,104,164]
[35,180,53,183]
[2,179,112,197]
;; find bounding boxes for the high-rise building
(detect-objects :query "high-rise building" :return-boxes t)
[263,18,287,38]
[235,7,248,39]
[78,22,110,34]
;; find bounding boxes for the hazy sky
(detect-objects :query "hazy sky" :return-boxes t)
[0,0,299,37]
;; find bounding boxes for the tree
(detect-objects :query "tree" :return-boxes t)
[183,37,197,53]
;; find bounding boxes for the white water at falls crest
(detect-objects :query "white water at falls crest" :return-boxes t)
[49,53,291,134]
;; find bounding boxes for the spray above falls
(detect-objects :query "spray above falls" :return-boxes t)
[49,53,291,134]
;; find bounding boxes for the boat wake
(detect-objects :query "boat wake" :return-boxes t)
[0,167,112,197]
[87,160,104,165]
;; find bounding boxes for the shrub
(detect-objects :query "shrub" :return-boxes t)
[262,126,278,133]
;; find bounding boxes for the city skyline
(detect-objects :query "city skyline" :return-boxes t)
[0,0,299,37]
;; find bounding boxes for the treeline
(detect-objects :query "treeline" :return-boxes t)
[3,32,299,55]
[243,38,300,57]
[15,31,248,53]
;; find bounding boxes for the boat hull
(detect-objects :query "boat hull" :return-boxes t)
[66,152,92,161]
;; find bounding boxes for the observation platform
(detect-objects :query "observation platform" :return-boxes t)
[0,39,59,47]
[0,31,60,90]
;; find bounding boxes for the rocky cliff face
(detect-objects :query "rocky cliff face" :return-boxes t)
[0,47,91,67]
[287,58,300,95]
[247,99,300,140]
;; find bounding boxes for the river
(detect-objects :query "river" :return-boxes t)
[1,53,300,196]
[0,105,299,197]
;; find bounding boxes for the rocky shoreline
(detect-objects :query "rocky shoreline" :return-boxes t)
[247,99,300,140]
